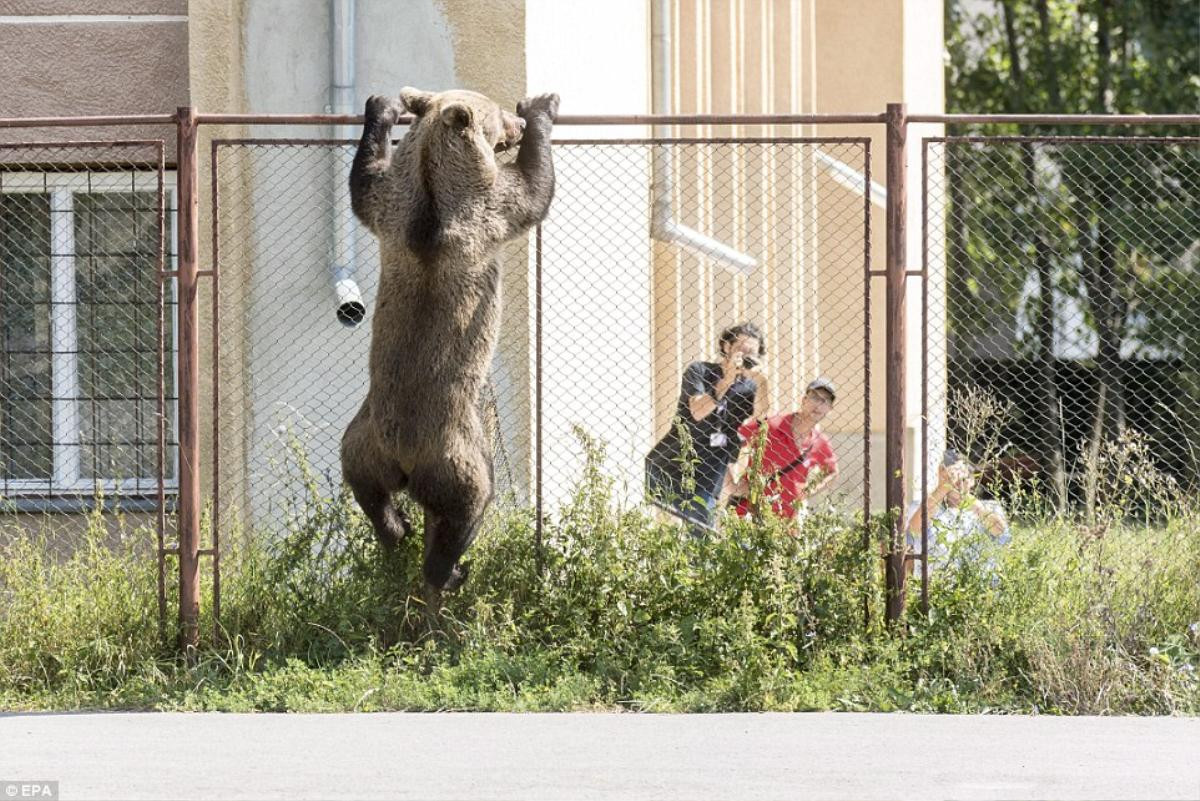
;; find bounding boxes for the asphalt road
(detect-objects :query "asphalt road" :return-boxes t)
[2,711,1197,800]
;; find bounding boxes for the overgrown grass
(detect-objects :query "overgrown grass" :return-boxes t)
[2,439,1198,714]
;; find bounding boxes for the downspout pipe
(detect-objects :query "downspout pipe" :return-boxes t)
[650,0,757,275]
[331,0,365,327]
[815,149,888,208]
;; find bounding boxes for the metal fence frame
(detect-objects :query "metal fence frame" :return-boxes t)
[2,106,1198,650]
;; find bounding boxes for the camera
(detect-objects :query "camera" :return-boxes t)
[740,354,758,370]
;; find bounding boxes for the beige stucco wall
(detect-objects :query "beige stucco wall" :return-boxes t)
[812,0,902,509]
[441,0,526,108]
[189,0,247,115]
[815,0,946,506]
[186,0,248,534]
[0,1,185,12]
[0,22,187,117]
[0,6,186,149]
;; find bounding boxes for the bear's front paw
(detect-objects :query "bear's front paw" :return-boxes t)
[364,94,404,125]
[517,93,560,123]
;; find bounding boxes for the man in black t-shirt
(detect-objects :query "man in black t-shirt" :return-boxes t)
[645,322,769,531]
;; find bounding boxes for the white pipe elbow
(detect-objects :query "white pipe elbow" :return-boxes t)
[333,266,365,328]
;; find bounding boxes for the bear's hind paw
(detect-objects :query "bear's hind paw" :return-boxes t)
[441,562,470,592]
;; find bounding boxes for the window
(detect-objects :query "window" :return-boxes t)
[0,171,176,502]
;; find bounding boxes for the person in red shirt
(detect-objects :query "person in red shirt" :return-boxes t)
[726,377,839,523]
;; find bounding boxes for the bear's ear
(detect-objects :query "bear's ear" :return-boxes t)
[399,86,434,117]
[439,102,473,131]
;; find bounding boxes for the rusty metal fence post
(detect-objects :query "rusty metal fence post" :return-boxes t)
[884,103,908,624]
[175,106,201,651]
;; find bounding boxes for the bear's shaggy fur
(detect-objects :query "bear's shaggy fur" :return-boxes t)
[341,87,558,591]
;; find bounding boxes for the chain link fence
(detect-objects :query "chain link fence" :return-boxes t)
[5,116,1198,633]
[208,135,874,540]
[921,136,1200,546]
[211,140,532,535]
[544,138,873,527]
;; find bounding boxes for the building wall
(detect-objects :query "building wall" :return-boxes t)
[813,0,901,511]
[813,0,945,509]
[187,0,247,533]
[646,0,944,513]
[525,0,653,506]
[0,3,189,532]
[658,0,820,431]
[0,2,187,150]
[198,0,943,521]
[1,0,945,525]
[0,0,253,532]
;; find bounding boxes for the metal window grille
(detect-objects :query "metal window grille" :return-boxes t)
[0,142,173,511]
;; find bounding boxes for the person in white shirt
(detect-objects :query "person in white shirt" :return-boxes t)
[905,450,1010,572]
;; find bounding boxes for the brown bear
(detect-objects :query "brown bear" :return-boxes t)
[340,87,558,592]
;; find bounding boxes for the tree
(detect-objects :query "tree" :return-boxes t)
[944,0,1200,515]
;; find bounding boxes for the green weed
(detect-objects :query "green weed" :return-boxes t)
[1,433,1197,714]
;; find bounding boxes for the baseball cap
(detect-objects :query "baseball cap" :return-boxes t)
[806,377,837,401]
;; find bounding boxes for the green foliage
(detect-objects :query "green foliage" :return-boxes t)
[0,504,163,707]
[943,0,1200,504]
[947,0,1200,120]
[2,434,1197,714]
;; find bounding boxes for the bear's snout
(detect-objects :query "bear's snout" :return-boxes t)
[498,114,525,152]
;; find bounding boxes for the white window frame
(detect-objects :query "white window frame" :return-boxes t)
[1,170,178,498]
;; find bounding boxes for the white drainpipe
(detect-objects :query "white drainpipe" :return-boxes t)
[650,0,757,275]
[331,0,365,327]
[814,149,888,208]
